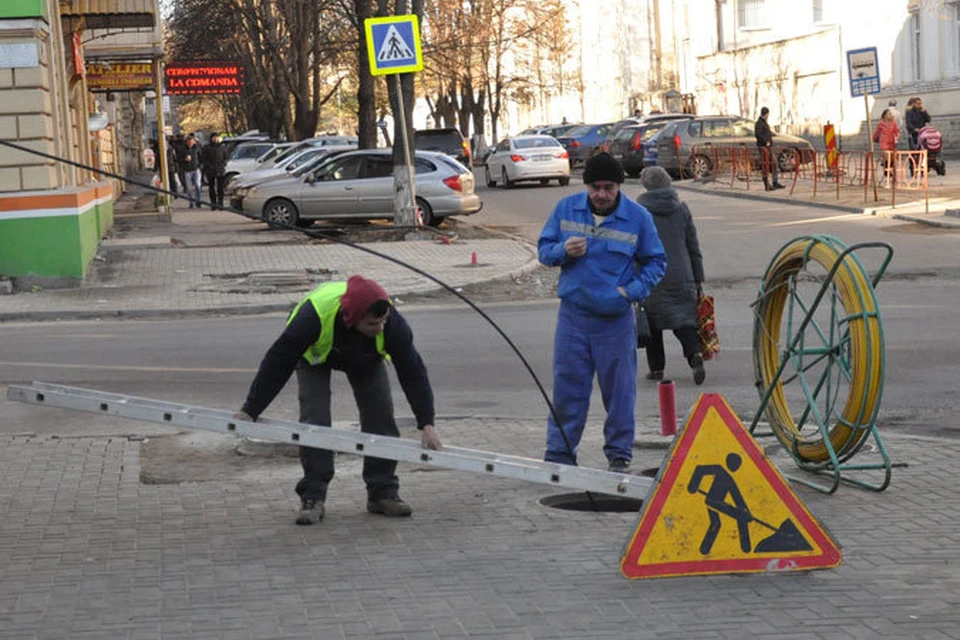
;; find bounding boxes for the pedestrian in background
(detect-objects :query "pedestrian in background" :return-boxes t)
[537,152,666,472]
[172,133,187,194]
[179,135,202,208]
[887,99,904,145]
[234,276,442,525]
[636,167,706,385]
[872,108,900,187]
[906,97,931,151]
[165,137,180,198]
[755,107,785,191]
[200,133,229,209]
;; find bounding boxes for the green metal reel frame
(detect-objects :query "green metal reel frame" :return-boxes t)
[750,235,895,494]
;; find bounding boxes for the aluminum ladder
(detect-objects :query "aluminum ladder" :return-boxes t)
[7,382,652,499]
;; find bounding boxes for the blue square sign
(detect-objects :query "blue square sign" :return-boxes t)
[847,47,881,98]
[365,15,423,76]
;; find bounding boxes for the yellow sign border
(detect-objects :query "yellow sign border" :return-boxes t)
[620,393,842,579]
[364,15,423,77]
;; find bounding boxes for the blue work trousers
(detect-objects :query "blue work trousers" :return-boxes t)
[545,300,637,465]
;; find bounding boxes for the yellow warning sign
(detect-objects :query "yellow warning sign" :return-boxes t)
[621,394,841,579]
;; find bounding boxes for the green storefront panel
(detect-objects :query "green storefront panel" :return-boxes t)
[0,209,98,279]
[0,0,48,19]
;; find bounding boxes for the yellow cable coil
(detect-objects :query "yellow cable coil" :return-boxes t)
[753,238,884,463]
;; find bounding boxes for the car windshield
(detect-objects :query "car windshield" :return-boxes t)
[287,150,322,170]
[614,128,640,142]
[231,144,273,160]
[273,143,311,164]
[563,125,592,137]
[513,138,561,150]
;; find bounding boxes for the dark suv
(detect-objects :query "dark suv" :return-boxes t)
[414,128,472,169]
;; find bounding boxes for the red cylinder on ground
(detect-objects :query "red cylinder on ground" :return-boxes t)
[659,380,677,436]
[471,251,478,265]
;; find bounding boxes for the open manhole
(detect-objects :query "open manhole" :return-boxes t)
[540,492,643,513]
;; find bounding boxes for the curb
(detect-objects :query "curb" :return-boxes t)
[673,181,864,214]
[890,213,960,229]
[0,255,544,324]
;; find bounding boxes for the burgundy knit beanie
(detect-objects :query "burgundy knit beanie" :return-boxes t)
[340,275,390,327]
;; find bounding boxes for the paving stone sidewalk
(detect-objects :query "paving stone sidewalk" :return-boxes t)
[0,411,957,639]
[0,203,539,322]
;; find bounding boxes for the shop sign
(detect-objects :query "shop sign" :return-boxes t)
[86,62,155,92]
[165,62,244,95]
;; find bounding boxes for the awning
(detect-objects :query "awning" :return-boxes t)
[59,0,157,30]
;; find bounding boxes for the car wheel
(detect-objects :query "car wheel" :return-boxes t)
[539,178,550,186]
[486,166,496,188]
[559,177,570,186]
[687,154,712,180]
[416,197,438,227]
[777,149,798,173]
[501,167,514,189]
[263,198,299,230]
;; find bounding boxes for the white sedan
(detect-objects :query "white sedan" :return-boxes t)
[484,135,571,188]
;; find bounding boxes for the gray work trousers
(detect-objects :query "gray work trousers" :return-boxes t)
[294,361,400,502]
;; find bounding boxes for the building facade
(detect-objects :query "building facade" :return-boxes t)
[678,0,960,148]
[0,0,160,289]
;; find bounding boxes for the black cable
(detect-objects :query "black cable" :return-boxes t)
[0,138,604,507]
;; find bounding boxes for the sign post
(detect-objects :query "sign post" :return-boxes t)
[847,47,881,202]
[364,15,424,228]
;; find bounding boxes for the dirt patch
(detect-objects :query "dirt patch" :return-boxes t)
[398,264,560,305]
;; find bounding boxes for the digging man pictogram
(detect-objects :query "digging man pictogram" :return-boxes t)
[688,453,813,555]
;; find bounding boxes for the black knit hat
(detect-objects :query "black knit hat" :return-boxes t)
[582,152,625,184]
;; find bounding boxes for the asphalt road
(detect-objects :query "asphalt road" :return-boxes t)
[2,183,959,440]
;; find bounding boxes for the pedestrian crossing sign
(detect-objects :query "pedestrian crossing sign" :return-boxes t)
[364,15,423,76]
[620,394,841,579]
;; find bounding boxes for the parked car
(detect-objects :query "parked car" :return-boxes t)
[642,129,662,169]
[234,149,481,228]
[224,142,278,182]
[226,146,352,197]
[414,128,471,168]
[557,123,614,168]
[519,123,579,138]
[608,122,673,177]
[655,116,815,180]
[483,135,571,188]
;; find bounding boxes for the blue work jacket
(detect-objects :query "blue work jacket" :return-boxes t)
[538,192,667,316]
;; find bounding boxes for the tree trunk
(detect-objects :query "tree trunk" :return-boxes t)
[355,0,377,148]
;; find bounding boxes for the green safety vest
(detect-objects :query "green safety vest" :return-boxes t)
[289,282,388,365]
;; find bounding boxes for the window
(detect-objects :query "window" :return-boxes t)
[911,11,922,80]
[702,120,733,138]
[812,0,823,22]
[955,3,960,72]
[317,156,362,181]
[738,0,766,29]
[360,156,394,179]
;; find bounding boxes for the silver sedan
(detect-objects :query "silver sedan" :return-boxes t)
[234,149,482,228]
[484,135,571,188]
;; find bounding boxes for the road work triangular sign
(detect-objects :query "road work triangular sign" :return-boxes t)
[621,394,841,579]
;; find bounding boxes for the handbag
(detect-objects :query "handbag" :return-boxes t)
[635,303,651,349]
[697,291,720,360]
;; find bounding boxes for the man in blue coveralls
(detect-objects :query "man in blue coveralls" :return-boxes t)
[538,152,667,472]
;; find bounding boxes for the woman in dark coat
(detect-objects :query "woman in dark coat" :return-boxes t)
[636,166,706,385]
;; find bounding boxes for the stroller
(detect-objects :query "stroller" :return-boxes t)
[917,125,946,176]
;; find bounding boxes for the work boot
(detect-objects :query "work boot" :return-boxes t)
[367,496,413,518]
[773,182,786,189]
[646,370,664,381]
[295,499,324,525]
[608,458,631,473]
[689,353,706,386]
